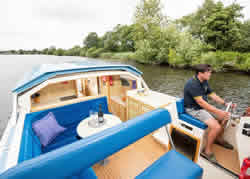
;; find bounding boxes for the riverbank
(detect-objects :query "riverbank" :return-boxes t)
[3,50,250,74]
[87,51,250,74]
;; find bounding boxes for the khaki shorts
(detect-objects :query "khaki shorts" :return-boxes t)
[186,108,215,122]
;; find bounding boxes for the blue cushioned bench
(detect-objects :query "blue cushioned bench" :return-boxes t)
[0,108,203,179]
[17,96,110,179]
[136,150,203,179]
[176,98,208,130]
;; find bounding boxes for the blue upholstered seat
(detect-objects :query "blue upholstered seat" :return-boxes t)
[176,99,208,130]
[16,97,110,179]
[136,150,203,179]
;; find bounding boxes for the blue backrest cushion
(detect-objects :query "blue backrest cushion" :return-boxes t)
[176,98,185,114]
[18,117,42,163]
[18,96,109,163]
[27,96,110,127]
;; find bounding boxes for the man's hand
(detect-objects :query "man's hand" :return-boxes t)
[217,110,231,122]
[225,102,237,109]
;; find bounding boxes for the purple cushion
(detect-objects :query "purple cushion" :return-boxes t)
[32,112,66,147]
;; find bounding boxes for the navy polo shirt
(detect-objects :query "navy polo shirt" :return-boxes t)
[184,76,213,110]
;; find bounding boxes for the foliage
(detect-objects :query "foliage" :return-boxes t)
[235,20,250,52]
[201,2,243,50]
[167,30,204,67]
[79,48,87,57]
[178,0,216,39]
[83,32,99,49]
[54,48,65,56]
[99,52,136,60]
[134,39,158,63]
[101,24,135,52]
[195,51,250,72]
[85,48,105,58]
[133,0,165,41]
[102,31,120,52]
[133,0,168,64]
[48,46,56,55]
[64,46,81,56]
[178,0,244,51]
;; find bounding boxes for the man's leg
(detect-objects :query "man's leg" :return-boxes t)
[203,118,222,155]
[215,121,225,143]
[214,118,234,150]
[186,109,222,155]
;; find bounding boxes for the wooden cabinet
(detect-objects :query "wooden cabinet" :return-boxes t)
[127,96,154,120]
[110,96,127,122]
[127,90,175,121]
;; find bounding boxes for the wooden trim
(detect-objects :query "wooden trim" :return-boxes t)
[81,79,84,94]
[168,125,200,163]
[126,96,129,121]
[74,80,79,97]
[159,102,172,108]
[97,77,100,95]
[31,95,104,112]
[107,76,111,111]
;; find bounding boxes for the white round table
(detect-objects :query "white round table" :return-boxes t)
[77,114,122,138]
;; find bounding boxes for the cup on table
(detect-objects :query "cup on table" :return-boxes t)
[93,111,98,121]
[89,110,94,119]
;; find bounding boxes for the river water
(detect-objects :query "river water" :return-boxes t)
[0,55,249,137]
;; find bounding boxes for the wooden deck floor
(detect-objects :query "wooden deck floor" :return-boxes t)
[93,134,167,179]
[213,144,240,174]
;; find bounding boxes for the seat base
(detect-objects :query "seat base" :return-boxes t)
[136,150,203,179]
[179,113,208,130]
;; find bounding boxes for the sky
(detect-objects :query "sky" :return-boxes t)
[0,0,249,51]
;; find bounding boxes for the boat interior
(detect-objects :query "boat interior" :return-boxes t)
[30,73,137,122]
[3,96,203,178]
[3,70,243,178]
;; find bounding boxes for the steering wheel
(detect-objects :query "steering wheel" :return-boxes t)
[225,102,233,129]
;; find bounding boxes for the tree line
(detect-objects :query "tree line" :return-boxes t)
[4,0,250,72]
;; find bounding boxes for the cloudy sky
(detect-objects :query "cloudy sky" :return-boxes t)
[1,0,249,50]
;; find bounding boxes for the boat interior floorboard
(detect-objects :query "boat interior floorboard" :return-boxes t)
[212,143,240,175]
[93,134,167,179]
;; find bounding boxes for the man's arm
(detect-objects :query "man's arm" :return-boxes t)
[209,93,237,109]
[208,93,226,106]
[195,97,229,120]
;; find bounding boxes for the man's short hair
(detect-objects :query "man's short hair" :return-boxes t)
[195,64,212,75]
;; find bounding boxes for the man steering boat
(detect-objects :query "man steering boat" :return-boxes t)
[184,64,236,163]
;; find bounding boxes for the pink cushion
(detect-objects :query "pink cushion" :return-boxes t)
[32,112,66,147]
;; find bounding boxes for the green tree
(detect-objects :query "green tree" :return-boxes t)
[133,0,168,64]
[31,49,38,54]
[83,32,99,49]
[64,46,81,56]
[103,31,120,52]
[55,48,65,56]
[133,0,165,41]
[102,24,135,52]
[115,24,135,52]
[18,49,24,55]
[48,46,56,55]
[178,0,216,39]
[42,48,49,54]
[235,20,250,52]
[201,2,243,50]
